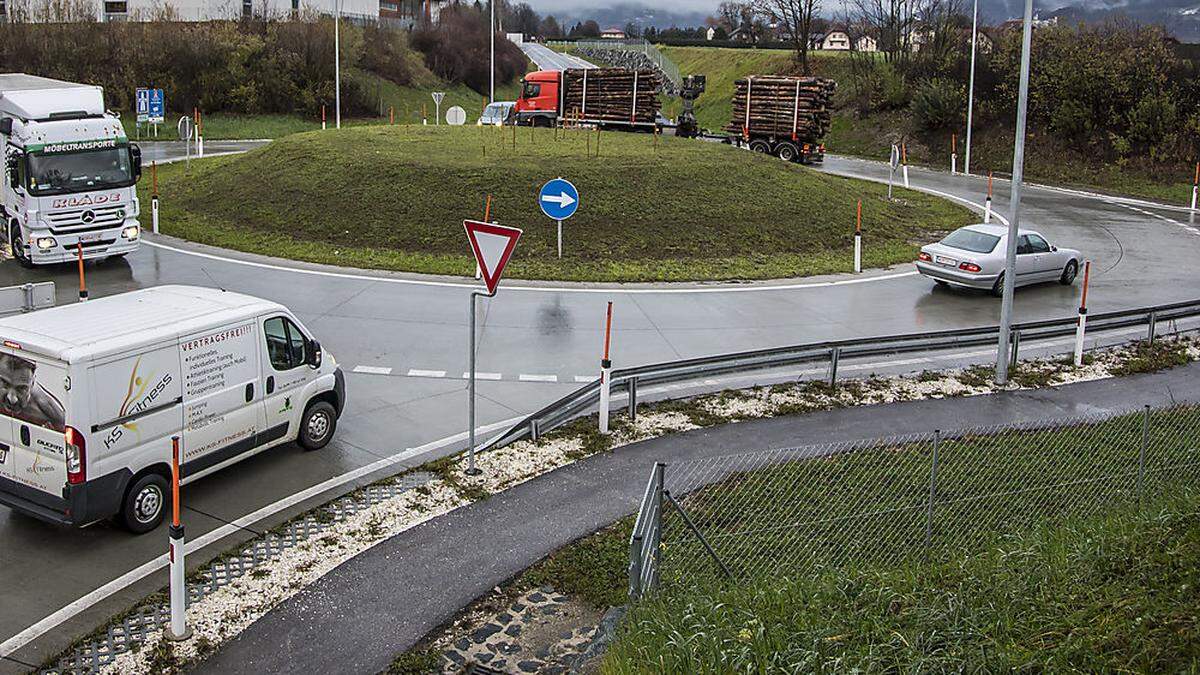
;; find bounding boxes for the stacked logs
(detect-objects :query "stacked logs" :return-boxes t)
[562,68,662,124]
[725,76,837,141]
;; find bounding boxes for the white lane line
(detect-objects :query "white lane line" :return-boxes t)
[1110,202,1199,237]
[519,374,559,383]
[463,372,503,381]
[574,375,596,383]
[352,366,393,376]
[0,415,525,660]
[143,239,919,295]
[407,369,447,379]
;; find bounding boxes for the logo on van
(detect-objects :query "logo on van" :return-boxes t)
[104,358,173,450]
[50,193,121,209]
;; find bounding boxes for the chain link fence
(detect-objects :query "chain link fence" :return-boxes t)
[630,405,1200,597]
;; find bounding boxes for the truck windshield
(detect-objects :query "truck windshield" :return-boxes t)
[27,147,133,196]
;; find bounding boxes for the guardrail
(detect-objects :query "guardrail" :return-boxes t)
[555,38,683,92]
[0,282,55,315]
[479,298,1200,454]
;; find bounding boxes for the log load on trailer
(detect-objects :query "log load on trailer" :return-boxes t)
[726,76,837,164]
[514,68,662,130]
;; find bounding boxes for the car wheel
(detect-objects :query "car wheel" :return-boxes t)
[10,224,34,269]
[748,140,772,154]
[299,401,337,451]
[1060,260,1078,285]
[776,142,800,163]
[991,273,1005,298]
[119,473,169,534]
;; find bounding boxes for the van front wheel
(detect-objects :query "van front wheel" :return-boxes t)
[119,473,168,534]
[299,400,337,451]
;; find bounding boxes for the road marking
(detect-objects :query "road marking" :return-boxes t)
[352,366,393,375]
[464,372,503,380]
[574,375,595,383]
[0,415,526,660]
[407,369,447,378]
[519,374,559,383]
[1109,202,1199,237]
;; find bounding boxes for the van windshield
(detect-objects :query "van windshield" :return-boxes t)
[27,146,134,196]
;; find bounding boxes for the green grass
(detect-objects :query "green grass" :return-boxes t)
[660,46,798,133]
[144,125,971,282]
[604,488,1200,673]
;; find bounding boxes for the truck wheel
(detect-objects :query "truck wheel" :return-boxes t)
[9,224,34,269]
[119,473,169,534]
[748,140,772,154]
[299,400,337,451]
[776,142,800,163]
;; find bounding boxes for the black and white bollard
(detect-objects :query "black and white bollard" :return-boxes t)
[902,143,910,189]
[854,200,863,274]
[598,302,614,435]
[984,171,994,223]
[1192,163,1198,212]
[1073,261,1091,367]
[166,436,192,641]
[951,134,958,175]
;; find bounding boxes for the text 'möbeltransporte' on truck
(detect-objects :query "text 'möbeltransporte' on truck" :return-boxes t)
[1,73,144,268]
[0,286,345,534]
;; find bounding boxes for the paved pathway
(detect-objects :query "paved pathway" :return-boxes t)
[200,362,1200,674]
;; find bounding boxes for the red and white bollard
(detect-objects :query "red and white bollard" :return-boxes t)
[166,435,192,641]
[1191,163,1198,212]
[854,200,863,274]
[1074,260,1091,367]
[598,302,614,435]
[902,143,910,189]
[984,171,994,223]
[322,105,327,131]
[951,133,958,175]
[151,161,160,234]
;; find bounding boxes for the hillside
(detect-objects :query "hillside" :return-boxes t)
[145,125,971,282]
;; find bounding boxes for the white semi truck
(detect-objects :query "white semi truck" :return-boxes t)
[0,74,143,268]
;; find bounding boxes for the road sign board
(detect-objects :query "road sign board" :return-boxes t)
[149,88,165,124]
[446,106,467,126]
[464,220,522,295]
[538,178,580,221]
[432,91,446,106]
[890,144,901,170]
[178,115,194,141]
[136,88,150,123]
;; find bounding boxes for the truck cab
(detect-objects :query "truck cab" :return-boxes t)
[1,74,143,268]
[514,70,562,127]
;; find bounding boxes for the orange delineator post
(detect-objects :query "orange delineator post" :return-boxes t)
[77,244,87,302]
[322,104,327,130]
[984,170,994,223]
[902,143,910,188]
[854,200,863,274]
[166,435,190,641]
[1074,260,1092,366]
[951,133,958,174]
[1192,162,1199,211]
[389,106,395,125]
[599,301,615,434]
[172,436,181,528]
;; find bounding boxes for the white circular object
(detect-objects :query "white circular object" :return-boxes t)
[446,106,467,126]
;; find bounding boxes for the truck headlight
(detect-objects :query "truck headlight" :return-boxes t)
[36,237,57,250]
[122,225,140,240]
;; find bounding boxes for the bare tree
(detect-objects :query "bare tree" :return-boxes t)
[850,0,921,65]
[755,0,821,74]
[717,1,742,32]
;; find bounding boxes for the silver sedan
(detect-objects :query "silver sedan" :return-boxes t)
[916,224,1082,297]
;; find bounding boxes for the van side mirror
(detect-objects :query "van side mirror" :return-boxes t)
[130,144,142,181]
[306,339,323,369]
[0,118,12,136]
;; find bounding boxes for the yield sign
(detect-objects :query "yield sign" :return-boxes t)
[464,220,522,295]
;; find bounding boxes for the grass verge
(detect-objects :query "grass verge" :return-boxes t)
[144,125,971,282]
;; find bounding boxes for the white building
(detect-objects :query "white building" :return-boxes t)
[5,0,396,22]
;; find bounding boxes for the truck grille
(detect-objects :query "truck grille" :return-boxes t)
[45,205,125,234]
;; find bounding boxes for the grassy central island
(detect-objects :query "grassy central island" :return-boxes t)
[146,126,972,282]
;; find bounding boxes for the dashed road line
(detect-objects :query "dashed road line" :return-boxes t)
[407,369,447,378]
[519,374,559,383]
[352,366,393,376]
[464,372,503,381]
[574,375,596,383]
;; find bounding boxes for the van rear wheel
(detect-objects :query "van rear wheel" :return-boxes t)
[119,473,168,534]
[299,400,337,451]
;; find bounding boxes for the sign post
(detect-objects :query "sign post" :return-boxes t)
[464,219,523,475]
[149,88,164,138]
[177,115,194,170]
[538,178,580,258]
[889,145,900,200]
[151,161,160,234]
[135,88,149,140]
[432,92,446,126]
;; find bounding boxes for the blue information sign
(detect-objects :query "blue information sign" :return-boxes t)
[538,178,580,221]
[135,88,150,123]
[149,88,165,124]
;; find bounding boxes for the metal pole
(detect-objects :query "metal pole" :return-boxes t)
[334,0,342,130]
[996,0,1035,386]
[964,0,979,176]
[489,0,495,105]
[557,219,563,258]
[924,430,941,551]
[1137,405,1150,500]
[829,346,840,387]
[627,377,638,421]
[664,490,734,580]
[467,289,495,475]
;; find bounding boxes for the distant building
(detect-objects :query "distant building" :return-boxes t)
[5,0,457,24]
[822,29,851,50]
[601,27,626,39]
[706,25,716,41]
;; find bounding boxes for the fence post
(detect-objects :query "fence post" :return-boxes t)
[530,418,541,442]
[829,347,840,387]
[924,430,941,553]
[627,377,638,421]
[650,462,665,589]
[21,283,33,312]
[1147,311,1157,343]
[1137,405,1150,501]
[1009,331,1021,371]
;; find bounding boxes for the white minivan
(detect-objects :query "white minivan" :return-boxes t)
[0,285,345,533]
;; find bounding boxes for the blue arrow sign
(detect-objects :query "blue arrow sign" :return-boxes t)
[538,178,580,221]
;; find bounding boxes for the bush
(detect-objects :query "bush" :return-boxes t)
[912,78,963,130]
[410,5,526,94]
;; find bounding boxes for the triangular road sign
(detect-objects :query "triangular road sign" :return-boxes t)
[464,220,522,295]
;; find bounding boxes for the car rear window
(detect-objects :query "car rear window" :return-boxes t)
[941,229,1000,254]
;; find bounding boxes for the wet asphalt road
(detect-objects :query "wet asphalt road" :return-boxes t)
[1,141,1199,668]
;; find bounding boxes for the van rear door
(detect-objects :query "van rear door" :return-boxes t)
[0,348,69,496]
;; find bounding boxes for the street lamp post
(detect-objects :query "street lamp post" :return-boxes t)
[334,0,341,129]
[995,0,1034,386]
[964,0,979,176]
[489,0,495,104]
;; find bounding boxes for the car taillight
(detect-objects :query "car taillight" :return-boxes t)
[918,252,932,262]
[959,262,982,273]
[65,426,86,485]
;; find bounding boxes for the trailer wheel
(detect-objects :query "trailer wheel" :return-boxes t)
[776,142,800,163]
[299,400,337,451]
[119,473,169,534]
[748,140,772,154]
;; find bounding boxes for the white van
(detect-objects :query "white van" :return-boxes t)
[0,285,345,533]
